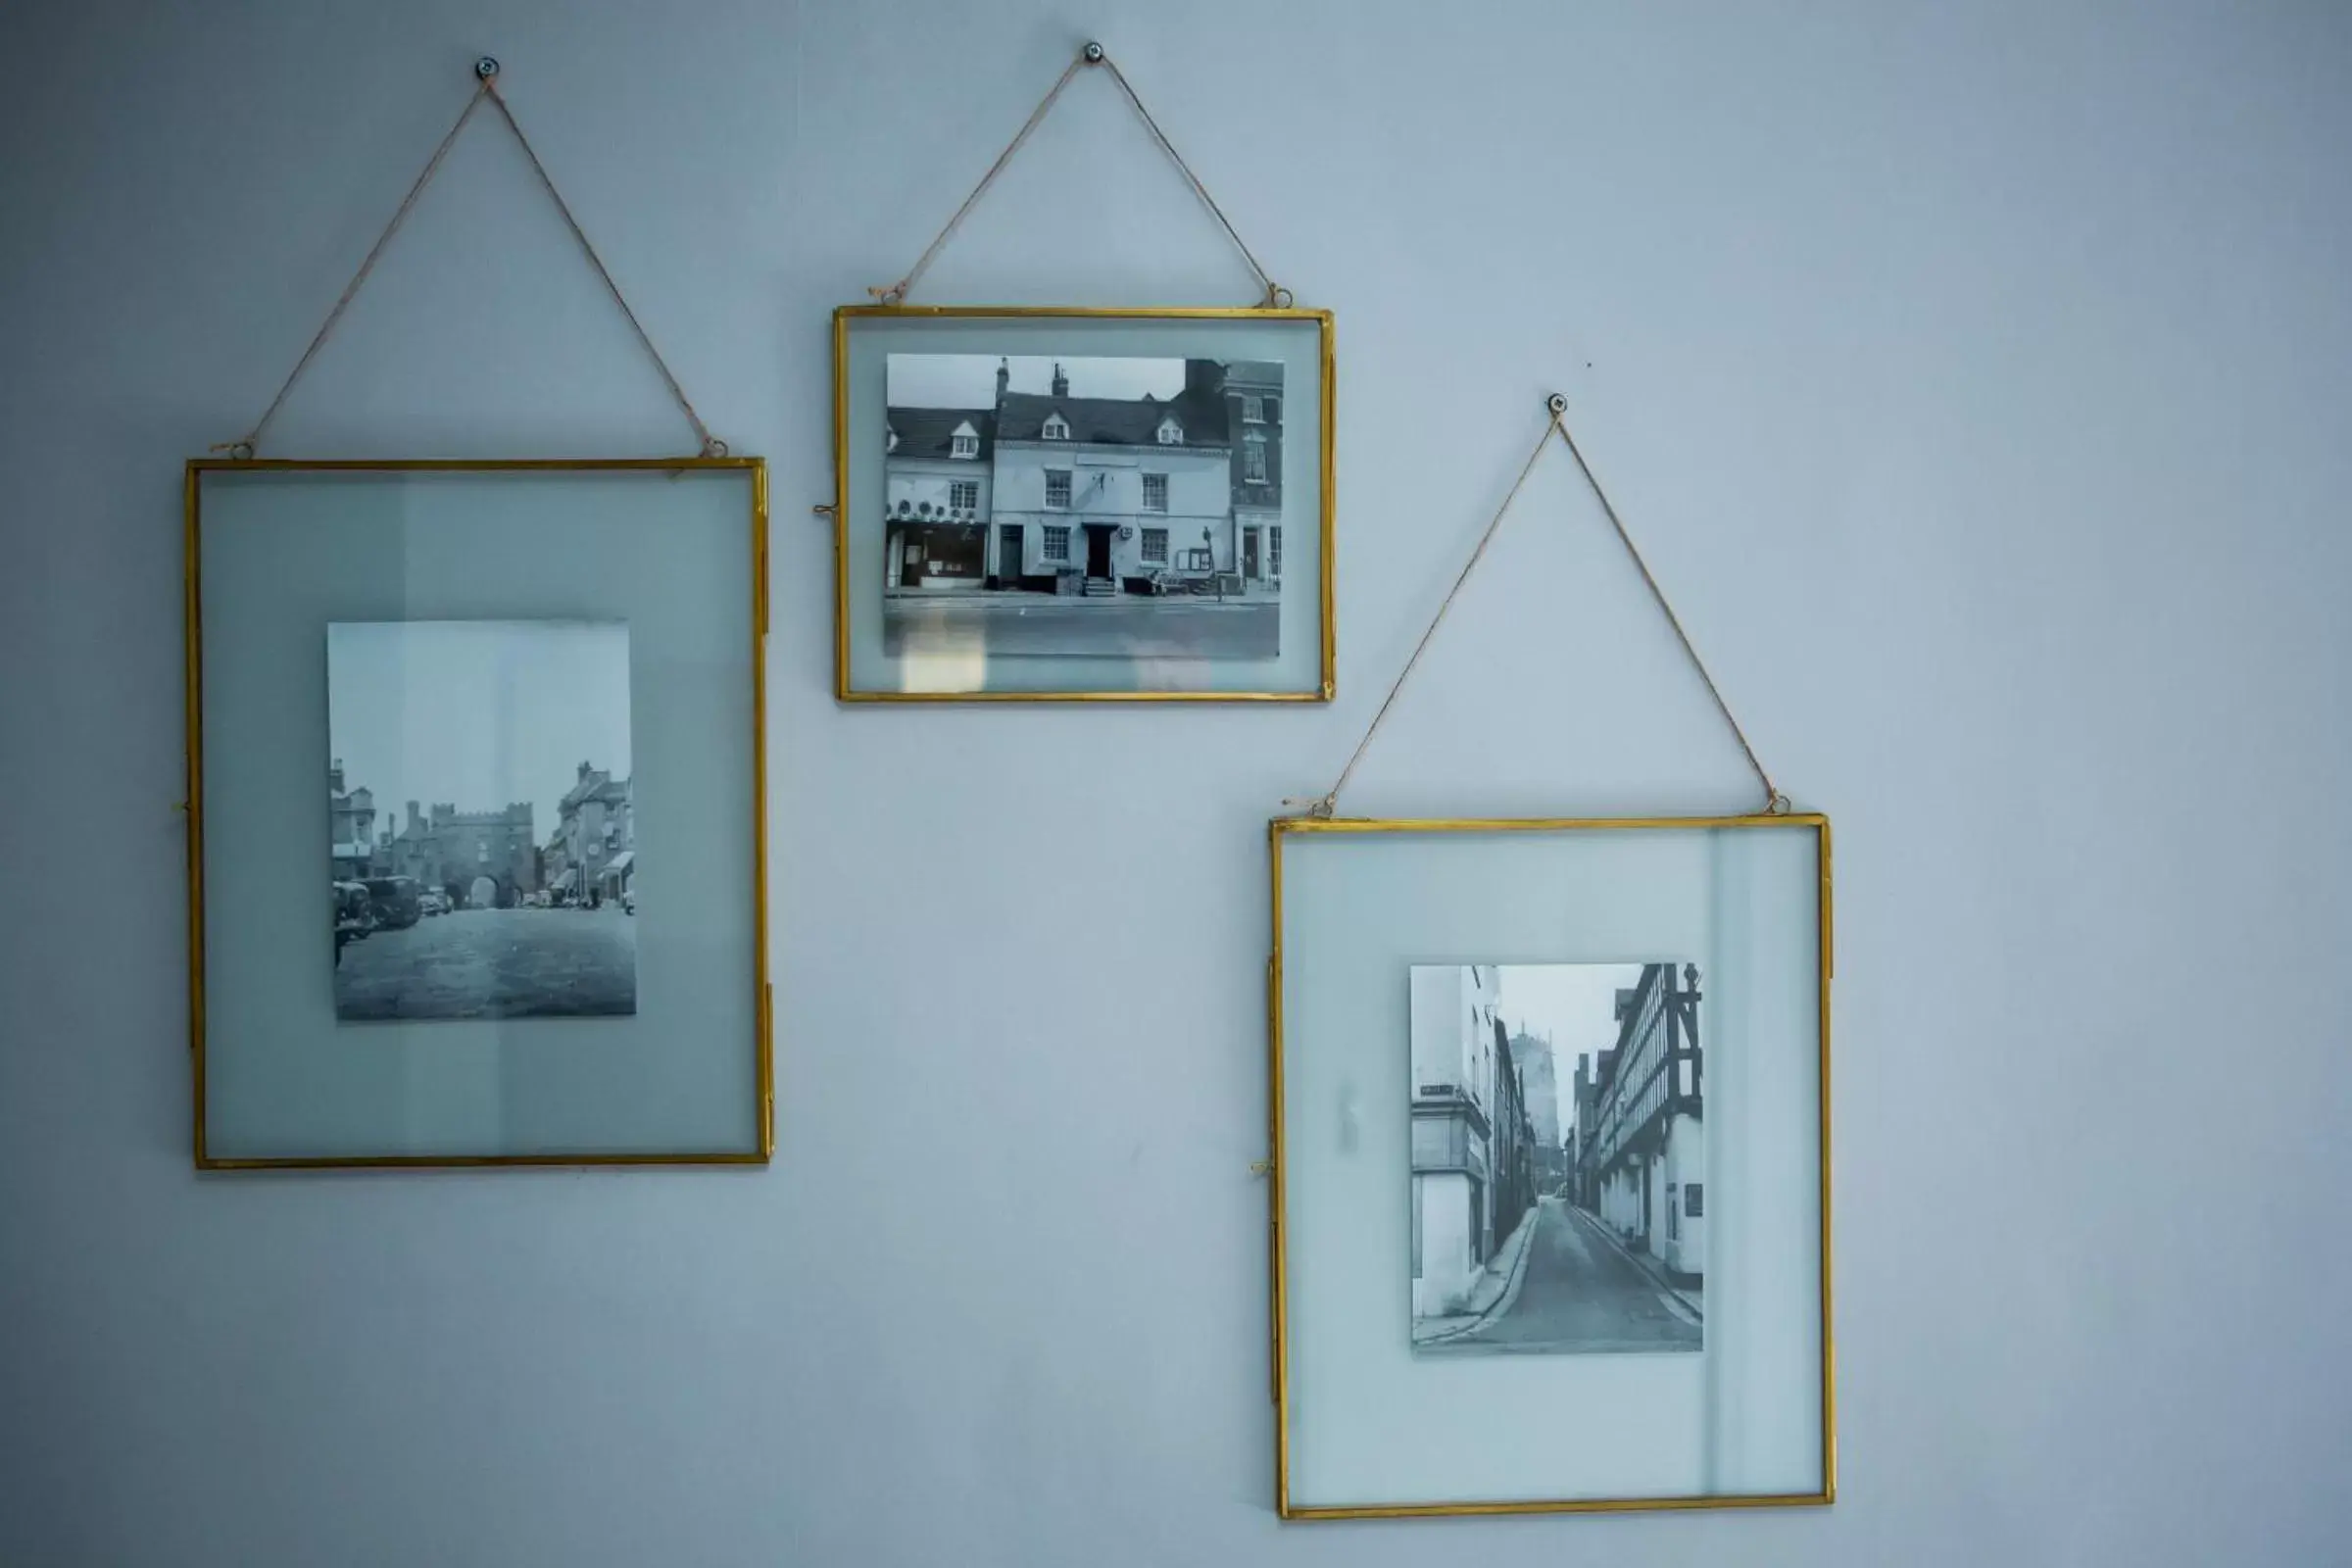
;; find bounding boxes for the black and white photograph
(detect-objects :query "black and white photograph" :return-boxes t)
[1409,962,1706,1355]
[881,353,1285,660]
[327,619,638,1022]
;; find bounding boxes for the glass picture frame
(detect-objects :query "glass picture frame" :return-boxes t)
[831,305,1335,702]
[183,458,771,1168]
[1267,812,1834,1517]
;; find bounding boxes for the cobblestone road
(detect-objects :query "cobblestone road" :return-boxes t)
[335,908,636,1021]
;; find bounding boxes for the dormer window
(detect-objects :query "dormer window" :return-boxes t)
[886,425,900,453]
[1155,416,1183,445]
[950,420,979,459]
[1042,414,1069,441]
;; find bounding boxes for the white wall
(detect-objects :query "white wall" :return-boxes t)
[2,1,2349,1564]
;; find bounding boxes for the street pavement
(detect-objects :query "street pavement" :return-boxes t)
[1422,1197,1702,1356]
[335,907,636,1021]
[883,597,1279,660]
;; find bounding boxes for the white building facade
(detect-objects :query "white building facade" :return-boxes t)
[988,374,1231,593]
[883,359,1281,600]
[1410,964,1504,1318]
[881,408,995,592]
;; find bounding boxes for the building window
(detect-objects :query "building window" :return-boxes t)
[1268,525,1282,576]
[1156,416,1182,444]
[1042,414,1069,441]
[1141,527,1168,564]
[950,480,978,512]
[1142,472,1167,513]
[1685,1183,1703,1219]
[1042,525,1070,562]
[1045,469,1071,510]
[1244,431,1268,484]
[1242,394,1264,423]
[951,431,977,459]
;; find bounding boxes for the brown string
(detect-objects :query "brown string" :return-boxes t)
[1293,398,1788,819]
[1286,412,1560,819]
[482,83,723,457]
[1548,416,1785,814]
[217,72,723,460]
[213,82,491,460]
[870,43,1289,310]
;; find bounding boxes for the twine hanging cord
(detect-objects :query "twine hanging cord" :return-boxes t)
[1289,398,1788,819]
[215,61,724,460]
[868,41,1291,310]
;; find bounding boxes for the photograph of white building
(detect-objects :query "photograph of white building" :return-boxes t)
[1410,962,1704,1355]
[881,354,1284,661]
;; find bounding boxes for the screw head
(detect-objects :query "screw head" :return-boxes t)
[1082,40,1105,63]
[1546,392,1567,416]
[474,56,500,81]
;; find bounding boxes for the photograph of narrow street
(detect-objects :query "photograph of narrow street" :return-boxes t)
[1409,962,1707,1356]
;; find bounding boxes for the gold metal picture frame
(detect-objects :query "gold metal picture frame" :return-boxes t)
[1265,811,1835,1519]
[182,457,773,1170]
[830,304,1337,703]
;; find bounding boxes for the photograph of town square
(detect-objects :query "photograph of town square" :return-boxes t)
[881,353,1284,661]
[326,619,637,1022]
[1409,962,1706,1356]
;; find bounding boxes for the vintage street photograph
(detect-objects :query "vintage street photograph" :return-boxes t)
[327,619,638,1022]
[1409,962,1706,1355]
[881,353,1285,660]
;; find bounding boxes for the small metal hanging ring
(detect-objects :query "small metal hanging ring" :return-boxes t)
[1082,41,1106,64]
[1266,284,1295,310]
[227,440,256,462]
[1546,392,1568,417]
[1767,791,1792,815]
[700,436,729,459]
[474,57,501,82]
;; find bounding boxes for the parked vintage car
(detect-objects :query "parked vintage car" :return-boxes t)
[622,887,635,915]
[417,889,450,917]
[361,875,423,931]
[332,881,374,964]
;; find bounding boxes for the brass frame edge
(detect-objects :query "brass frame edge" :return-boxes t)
[829,304,1337,704]
[184,465,209,1166]
[1265,810,1836,1519]
[184,457,774,1171]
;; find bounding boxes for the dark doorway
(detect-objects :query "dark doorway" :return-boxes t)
[996,523,1023,587]
[1243,526,1261,579]
[1084,523,1113,577]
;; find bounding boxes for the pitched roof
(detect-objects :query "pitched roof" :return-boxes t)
[886,407,996,461]
[995,391,1228,450]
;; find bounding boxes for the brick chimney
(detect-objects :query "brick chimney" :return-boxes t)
[1051,362,1068,398]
